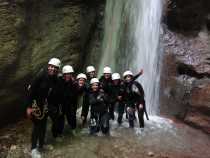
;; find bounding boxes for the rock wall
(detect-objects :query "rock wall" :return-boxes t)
[165,0,210,32]
[160,0,210,133]
[0,0,105,127]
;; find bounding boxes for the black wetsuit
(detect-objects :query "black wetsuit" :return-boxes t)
[82,90,109,134]
[27,69,60,149]
[110,80,126,124]
[99,76,114,120]
[124,80,145,128]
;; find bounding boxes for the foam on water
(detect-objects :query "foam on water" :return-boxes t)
[77,109,210,158]
[79,109,177,139]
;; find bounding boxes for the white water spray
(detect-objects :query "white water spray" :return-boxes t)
[99,0,162,115]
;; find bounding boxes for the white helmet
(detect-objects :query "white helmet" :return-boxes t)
[123,70,133,77]
[112,73,121,80]
[48,58,61,68]
[86,66,95,73]
[90,78,99,84]
[62,65,74,74]
[103,66,112,74]
[77,73,87,80]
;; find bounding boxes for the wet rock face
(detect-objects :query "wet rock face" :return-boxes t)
[184,79,210,133]
[161,0,210,134]
[0,0,104,127]
[166,0,210,32]
[189,79,210,113]
[160,27,210,133]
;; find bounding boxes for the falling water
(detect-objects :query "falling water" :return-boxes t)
[99,0,163,115]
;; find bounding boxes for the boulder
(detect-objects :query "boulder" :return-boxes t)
[184,109,210,134]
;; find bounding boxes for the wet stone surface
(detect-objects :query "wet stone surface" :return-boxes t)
[160,27,210,133]
[1,116,210,158]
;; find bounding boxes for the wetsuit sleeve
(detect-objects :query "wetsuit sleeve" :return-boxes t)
[134,82,145,105]
[89,94,100,105]
[133,72,141,81]
[81,92,90,119]
[57,78,65,108]
[26,69,45,107]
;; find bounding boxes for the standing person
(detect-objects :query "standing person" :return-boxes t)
[75,73,88,126]
[123,70,147,128]
[86,65,96,82]
[59,72,88,134]
[99,66,114,120]
[26,58,61,158]
[81,66,97,125]
[133,69,144,81]
[82,78,110,135]
[110,73,126,125]
[58,65,78,135]
[76,73,88,95]
[123,69,144,120]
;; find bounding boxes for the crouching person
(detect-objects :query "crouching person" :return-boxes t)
[82,78,110,135]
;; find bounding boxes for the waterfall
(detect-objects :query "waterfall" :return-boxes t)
[99,0,162,115]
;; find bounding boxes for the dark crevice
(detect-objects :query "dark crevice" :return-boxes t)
[183,120,210,135]
[165,0,210,34]
[79,2,104,71]
[189,106,210,117]
[204,62,210,65]
[177,63,210,79]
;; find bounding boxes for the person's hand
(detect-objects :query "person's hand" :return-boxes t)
[27,84,31,91]
[117,96,122,100]
[26,107,33,119]
[139,104,143,109]
[97,94,104,101]
[139,69,143,75]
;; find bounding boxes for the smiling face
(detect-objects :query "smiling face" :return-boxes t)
[47,64,59,76]
[124,75,133,83]
[78,78,85,87]
[88,71,96,79]
[91,82,99,92]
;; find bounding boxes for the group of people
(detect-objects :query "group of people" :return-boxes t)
[26,57,148,158]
